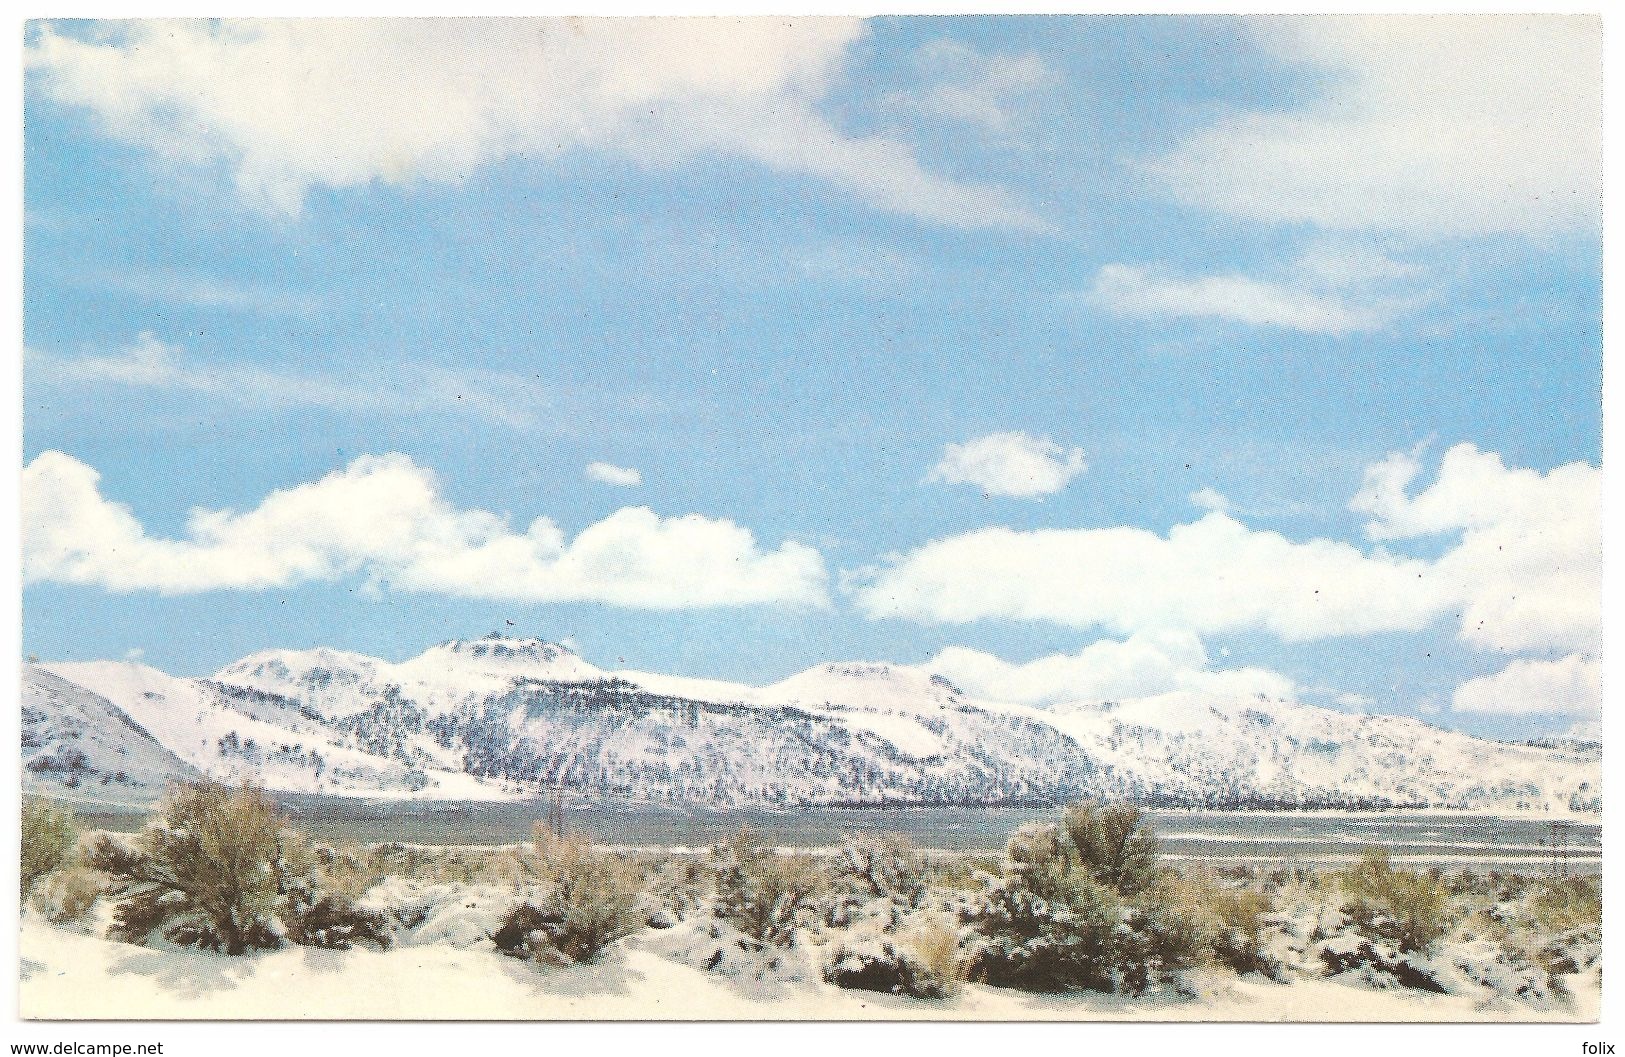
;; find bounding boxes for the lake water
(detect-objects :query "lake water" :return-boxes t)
[72,797,1602,871]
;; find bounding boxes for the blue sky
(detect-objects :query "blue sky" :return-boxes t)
[21,16,1602,740]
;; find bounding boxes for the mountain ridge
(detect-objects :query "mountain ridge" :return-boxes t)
[23,635,1602,814]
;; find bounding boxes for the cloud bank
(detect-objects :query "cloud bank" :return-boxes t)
[23,451,828,609]
[26,18,1038,230]
[1452,654,1600,717]
[925,629,1294,709]
[858,444,1598,660]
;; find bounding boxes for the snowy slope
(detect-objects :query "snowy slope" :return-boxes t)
[21,635,1603,812]
[22,664,200,802]
[39,660,513,801]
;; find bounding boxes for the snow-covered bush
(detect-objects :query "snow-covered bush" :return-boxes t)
[824,930,952,999]
[1340,848,1455,954]
[829,834,927,906]
[360,878,516,948]
[714,829,827,945]
[962,867,1124,992]
[88,782,290,954]
[21,798,77,897]
[282,892,391,950]
[497,827,643,963]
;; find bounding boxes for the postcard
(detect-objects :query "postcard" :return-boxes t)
[18,14,1602,1024]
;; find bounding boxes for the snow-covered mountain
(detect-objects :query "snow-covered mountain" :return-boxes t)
[22,635,1602,813]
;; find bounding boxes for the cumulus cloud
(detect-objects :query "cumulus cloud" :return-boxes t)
[1087,263,1389,336]
[23,451,828,609]
[28,333,549,429]
[858,443,1598,657]
[26,19,1039,230]
[926,432,1087,498]
[1152,15,1601,237]
[925,629,1294,708]
[585,462,642,487]
[1452,654,1600,716]
[1352,443,1600,654]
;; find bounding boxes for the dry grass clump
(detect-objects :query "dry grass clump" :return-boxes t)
[31,866,105,924]
[1530,875,1601,933]
[1158,869,1276,976]
[21,798,78,898]
[902,915,967,996]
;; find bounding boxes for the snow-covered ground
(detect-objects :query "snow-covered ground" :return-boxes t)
[17,917,1599,1022]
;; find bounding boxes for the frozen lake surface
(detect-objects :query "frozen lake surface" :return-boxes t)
[70,797,1601,869]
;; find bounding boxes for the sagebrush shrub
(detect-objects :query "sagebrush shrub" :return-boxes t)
[504,825,643,962]
[88,782,289,954]
[963,867,1123,992]
[1063,801,1159,897]
[21,798,78,897]
[1341,847,1455,953]
[715,827,827,945]
[829,834,927,906]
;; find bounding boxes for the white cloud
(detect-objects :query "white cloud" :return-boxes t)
[26,19,1039,231]
[924,628,1294,709]
[1352,443,1600,654]
[883,39,1058,134]
[23,451,828,610]
[1087,263,1387,335]
[858,443,1598,657]
[853,508,1444,641]
[28,333,548,429]
[1188,487,1231,513]
[586,462,642,487]
[926,432,1087,498]
[1452,654,1600,716]
[1152,15,1601,237]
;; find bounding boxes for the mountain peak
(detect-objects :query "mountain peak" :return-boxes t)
[422,635,578,664]
[768,661,963,710]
